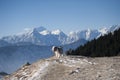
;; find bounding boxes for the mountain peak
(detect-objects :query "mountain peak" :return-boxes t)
[34,26,46,32]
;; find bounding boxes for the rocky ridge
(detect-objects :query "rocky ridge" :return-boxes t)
[3,56,120,80]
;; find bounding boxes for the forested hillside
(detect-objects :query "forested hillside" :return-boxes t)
[67,28,120,57]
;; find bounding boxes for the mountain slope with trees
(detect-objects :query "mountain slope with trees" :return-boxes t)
[67,28,120,57]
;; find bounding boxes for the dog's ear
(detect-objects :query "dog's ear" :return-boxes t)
[52,46,55,51]
[54,47,58,51]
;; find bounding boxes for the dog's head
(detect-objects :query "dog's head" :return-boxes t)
[52,46,58,52]
[52,46,63,54]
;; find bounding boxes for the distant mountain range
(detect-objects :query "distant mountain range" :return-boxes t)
[67,25,120,42]
[0,27,67,46]
[0,25,120,46]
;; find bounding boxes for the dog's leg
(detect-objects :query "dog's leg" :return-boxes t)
[54,52,57,58]
[57,52,59,58]
[58,53,61,58]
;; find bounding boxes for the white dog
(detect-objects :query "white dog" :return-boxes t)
[52,46,63,58]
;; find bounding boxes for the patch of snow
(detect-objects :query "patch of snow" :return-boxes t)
[69,31,76,35]
[29,61,49,80]
[51,29,61,35]
[98,27,108,35]
[86,29,91,40]
[61,58,84,67]
[39,30,50,35]
[59,59,63,63]
[83,59,94,64]
[74,69,79,73]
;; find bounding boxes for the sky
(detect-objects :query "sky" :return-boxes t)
[0,0,120,37]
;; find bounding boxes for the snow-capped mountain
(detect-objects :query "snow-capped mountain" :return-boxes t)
[68,25,120,41]
[67,29,100,41]
[1,27,67,46]
[0,25,120,46]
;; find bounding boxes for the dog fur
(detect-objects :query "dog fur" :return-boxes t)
[52,46,63,58]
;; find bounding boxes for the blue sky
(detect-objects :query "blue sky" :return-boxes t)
[0,0,120,37]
